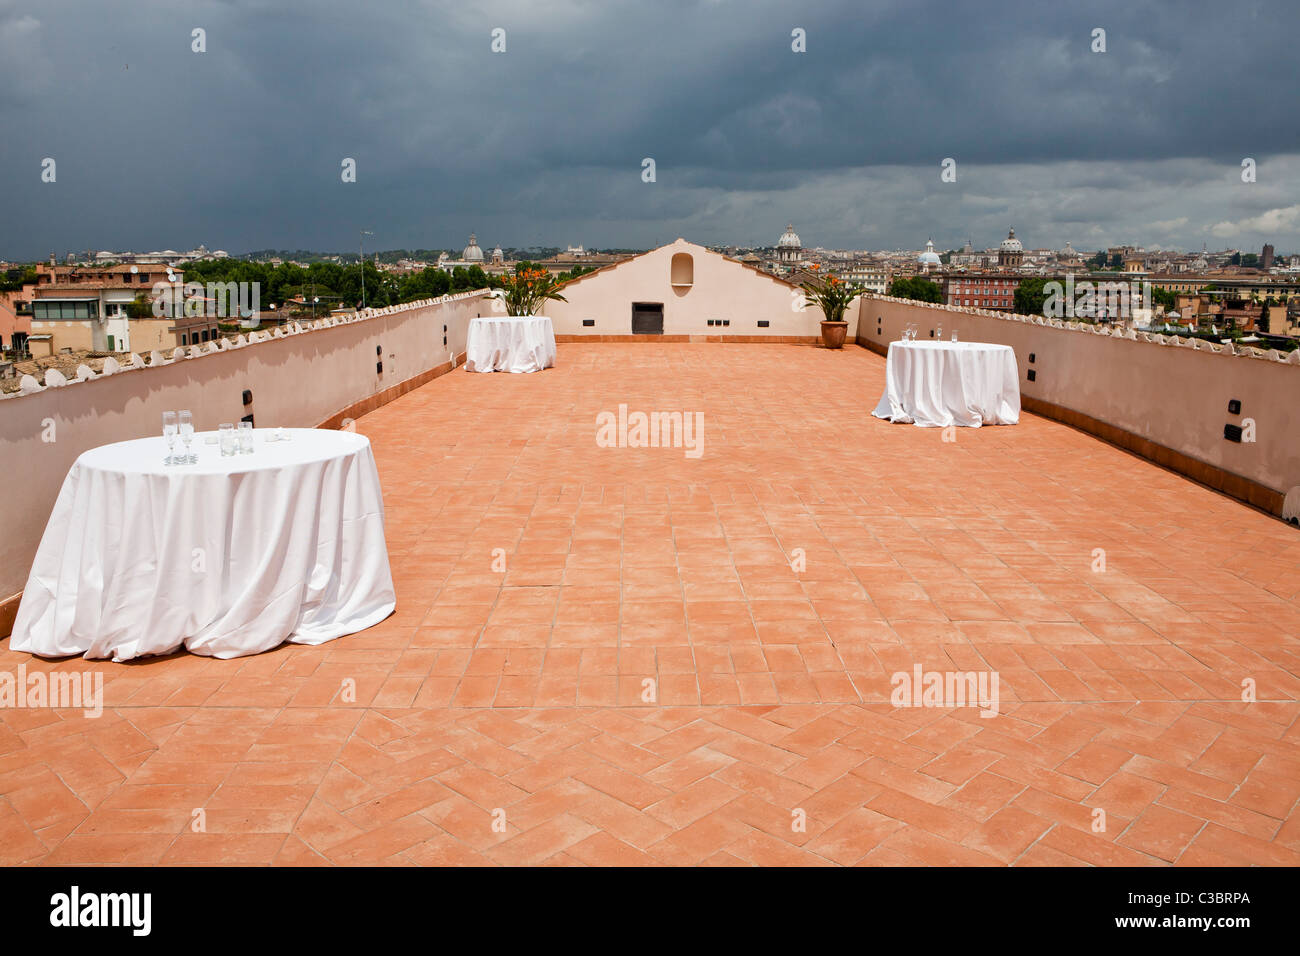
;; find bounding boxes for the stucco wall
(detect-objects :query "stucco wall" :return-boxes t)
[546,239,853,338]
[856,295,1300,504]
[0,291,489,604]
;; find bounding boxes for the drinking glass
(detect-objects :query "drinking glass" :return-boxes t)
[935,322,943,340]
[238,421,254,454]
[219,423,236,457]
[951,330,959,342]
[162,411,177,466]
[178,410,194,464]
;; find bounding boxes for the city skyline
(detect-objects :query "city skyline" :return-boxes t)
[4,0,1299,258]
[11,231,1297,264]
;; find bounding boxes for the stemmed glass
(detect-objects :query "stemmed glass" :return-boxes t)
[162,411,177,466]
[179,410,194,464]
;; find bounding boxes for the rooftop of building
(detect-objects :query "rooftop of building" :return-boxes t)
[2,341,1298,865]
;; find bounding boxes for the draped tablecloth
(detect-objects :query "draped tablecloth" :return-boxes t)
[465,316,556,373]
[871,340,1020,427]
[9,428,396,661]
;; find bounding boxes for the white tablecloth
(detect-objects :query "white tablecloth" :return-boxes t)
[872,340,1020,427]
[9,428,396,661]
[465,316,556,373]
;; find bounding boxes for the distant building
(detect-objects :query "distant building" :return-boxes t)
[941,273,1018,311]
[533,248,629,276]
[841,262,889,294]
[917,239,942,272]
[1,269,36,353]
[436,233,494,274]
[28,261,183,353]
[997,228,1023,268]
[1262,244,1275,269]
[776,224,803,270]
[80,245,227,266]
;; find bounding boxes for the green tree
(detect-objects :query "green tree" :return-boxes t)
[0,265,37,291]
[1151,286,1176,309]
[125,294,154,319]
[1013,277,1053,316]
[886,276,943,303]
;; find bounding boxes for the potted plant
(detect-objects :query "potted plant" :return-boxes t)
[801,264,865,349]
[492,266,569,317]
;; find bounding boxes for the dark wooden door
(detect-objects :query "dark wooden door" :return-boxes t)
[632,302,664,335]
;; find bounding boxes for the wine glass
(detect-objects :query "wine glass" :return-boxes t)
[179,410,194,464]
[936,321,943,340]
[162,411,177,466]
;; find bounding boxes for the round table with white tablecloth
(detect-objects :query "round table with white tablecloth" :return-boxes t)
[9,428,396,661]
[871,340,1021,427]
[464,316,556,373]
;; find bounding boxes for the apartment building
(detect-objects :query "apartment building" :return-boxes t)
[28,261,180,353]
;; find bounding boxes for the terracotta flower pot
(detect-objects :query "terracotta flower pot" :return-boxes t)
[820,320,848,349]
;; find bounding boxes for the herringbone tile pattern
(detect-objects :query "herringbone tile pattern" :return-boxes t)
[3,343,1298,865]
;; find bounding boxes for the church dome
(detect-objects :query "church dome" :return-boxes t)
[918,238,942,268]
[462,234,485,262]
[777,224,801,249]
[1000,228,1023,253]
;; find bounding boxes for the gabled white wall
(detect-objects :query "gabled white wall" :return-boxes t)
[546,239,854,338]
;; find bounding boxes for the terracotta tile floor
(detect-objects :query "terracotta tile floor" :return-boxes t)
[4,342,1300,866]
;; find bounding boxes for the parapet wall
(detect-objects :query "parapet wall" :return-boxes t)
[856,295,1300,517]
[0,290,491,616]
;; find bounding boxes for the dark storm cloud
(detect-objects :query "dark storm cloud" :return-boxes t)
[3,0,1298,257]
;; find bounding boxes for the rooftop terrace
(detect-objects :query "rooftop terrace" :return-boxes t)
[2,342,1299,865]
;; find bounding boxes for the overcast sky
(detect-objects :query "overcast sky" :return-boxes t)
[3,0,1298,258]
